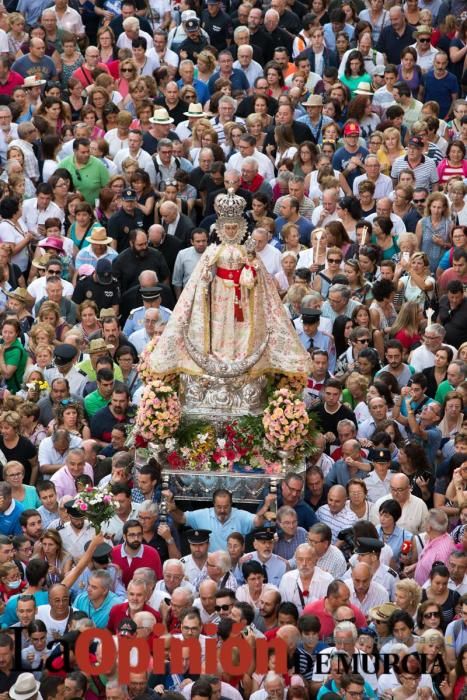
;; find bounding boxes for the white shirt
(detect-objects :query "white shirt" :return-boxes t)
[372,86,397,109]
[364,470,392,503]
[116,30,154,50]
[36,605,72,644]
[147,47,179,70]
[410,343,457,371]
[0,28,8,54]
[227,150,275,183]
[179,553,208,590]
[59,520,96,560]
[256,244,282,276]
[22,199,65,237]
[370,494,429,534]
[316,504,358,543]
[353,173,393,199]
[135,54,160,77]
[128,328,152,355]
[0,219,29,272]
[278,567,333,612]
[410,43,439,72]
[27,276,74,300]
[311,206,339,227]
[365,211,406,235]
[113,147,156,184]
[233,59,263,87]
[53,6,85,34]
[38,433,83,472]
[104,130,129,159]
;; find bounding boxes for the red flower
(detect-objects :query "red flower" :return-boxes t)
[135,434,148,448]
[167,451,185,469]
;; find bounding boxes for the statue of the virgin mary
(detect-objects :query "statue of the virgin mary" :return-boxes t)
[148,190,311,380]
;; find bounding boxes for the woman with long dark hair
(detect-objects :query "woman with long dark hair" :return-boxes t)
[340,50,371,98]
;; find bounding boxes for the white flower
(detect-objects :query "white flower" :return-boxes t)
[165,438,177,450]
[198,433,210,444]
[217,438,226,449]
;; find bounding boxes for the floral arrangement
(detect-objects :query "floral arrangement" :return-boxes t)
[73,485,117,533]
[137,337,159,384]
[135,380,181,443]
[26,379,49,392]
[263,388,312,455]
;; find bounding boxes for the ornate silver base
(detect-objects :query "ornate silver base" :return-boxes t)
[162,470,283,503]
[179,372,268,425]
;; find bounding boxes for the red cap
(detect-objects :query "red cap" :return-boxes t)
[343,122,361,136]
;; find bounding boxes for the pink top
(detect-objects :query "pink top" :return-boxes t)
[414,533,456,585]
[437,158,467,184]
[50,462,94,499]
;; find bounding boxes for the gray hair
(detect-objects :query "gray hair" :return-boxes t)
[264,8,279,20]
[213,550,231,573]
[90,569,112,591]
[334,621,358,641]
[139,500,159,516]
[264,673,284,689]
[329,284,351,300]
[157,138,173,150]
[52,429,71,445]
[122,16,139,30]
[179,59,194,70]
[237,43,253,56]
[242,156,258,172]
[337,419,357,433]
[426,508,449,533]
[234,25,250,39]
[276,505,296,522]
[163,558,184,574]
[133,567,157,587]
[133,611,156,628]
[219,95,237,110]
[426,323,446,337]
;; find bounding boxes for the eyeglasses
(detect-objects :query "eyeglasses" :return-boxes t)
[337,617,356,623]
[122,68,135,72]
[60,399,74,406]
[328,258,342,264]
[418,37,430,43]
[7,473,22,478]
[356,338,370,344]
[423,611,441,618]
[47,269,61,274]
[75,170,82,181]
[215,604,232,611]
[413,198,426,204]
[390,486,409,493]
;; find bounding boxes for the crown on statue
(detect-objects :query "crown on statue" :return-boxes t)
[215,188,247,219]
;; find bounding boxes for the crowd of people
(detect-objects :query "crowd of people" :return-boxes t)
[0,0,462,699]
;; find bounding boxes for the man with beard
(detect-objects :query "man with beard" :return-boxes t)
[111,520,163,588]
[112,229,170,294]
[58,499,96,561]
[107,577,161,633]
[89,316,138,361]
[180,530,211,590]
[256,588,281,632]
[90,386,136,444]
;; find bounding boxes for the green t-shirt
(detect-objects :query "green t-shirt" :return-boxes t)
[340,72,372,99]
[77,358,123,382]
[435,380,454,404]
[84,390,110,418]
[4,339,27,393]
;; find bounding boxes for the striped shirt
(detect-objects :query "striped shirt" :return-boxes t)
[316,544,348,578]
[273,527,308,561]
[316,504,358,543]
[391,154,439,191]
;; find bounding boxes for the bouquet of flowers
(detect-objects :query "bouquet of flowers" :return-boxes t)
[262,387,311,453]
[137,336,159,384]
[73,485,117,533]
[135,380,181,443]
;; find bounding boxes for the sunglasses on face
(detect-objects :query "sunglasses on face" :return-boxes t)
[215,604,232,611]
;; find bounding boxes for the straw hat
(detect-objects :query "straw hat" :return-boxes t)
[149,108,174,125]
[5,287,33,307]
[88,338,113,354]
[302,95,323,107]
[414,24,432,37]
[32,254,50,270]
[368,602,400,621]
[354,82,374,96]
[86,227,113,245]
[183,103,207,118]
[23,76,46,88]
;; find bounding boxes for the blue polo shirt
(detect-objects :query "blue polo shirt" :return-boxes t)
[0,500,23,537]
[207,69,249,96]
[0,591,48,628]
[186,507,255,551]
[74,590,124,628]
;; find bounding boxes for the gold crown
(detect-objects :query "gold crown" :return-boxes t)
[215,188,247,219]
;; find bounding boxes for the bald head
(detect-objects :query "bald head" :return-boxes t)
[328,485,347,514]
[390,473,410,504]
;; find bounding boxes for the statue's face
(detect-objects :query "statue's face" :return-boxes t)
[221,222,239,242]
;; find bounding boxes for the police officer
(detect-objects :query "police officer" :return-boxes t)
[123,286,172,336]
[107,189,145,254]
[180,529,211,590]
[44,344,88,398]
[240,528,287,587]
[352,537,399,600]
[296,308,336,373]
